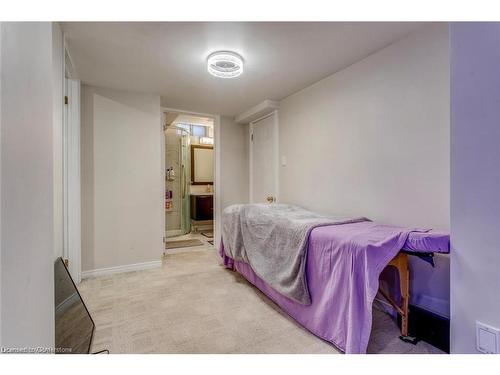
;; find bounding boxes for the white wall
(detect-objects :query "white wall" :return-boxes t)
[450,23,500,353]
[52,22,64,259]
[278,25,450,315]
[81,85,163,272]
[0,21,3,347]
[1,22,55,348]
[219,116,249,210]
[214,116,249,247]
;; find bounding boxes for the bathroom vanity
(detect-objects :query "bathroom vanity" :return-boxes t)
[190,192,213,232]
[189,144,214,232]
[190,193,213,221]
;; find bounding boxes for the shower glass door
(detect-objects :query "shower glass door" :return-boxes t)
[165,126,191,237]
[180,130,191,234]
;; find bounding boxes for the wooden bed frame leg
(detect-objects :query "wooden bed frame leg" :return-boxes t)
[399,259,410,338]
[379,253,419,345]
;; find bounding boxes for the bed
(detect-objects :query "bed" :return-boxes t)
[220,204,450,354]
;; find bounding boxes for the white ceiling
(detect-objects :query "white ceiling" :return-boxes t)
[62,22,425,116]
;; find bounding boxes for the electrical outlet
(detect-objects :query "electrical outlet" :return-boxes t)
[476,321,500,354]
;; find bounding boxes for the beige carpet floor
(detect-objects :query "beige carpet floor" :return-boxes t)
[78,248,444,354]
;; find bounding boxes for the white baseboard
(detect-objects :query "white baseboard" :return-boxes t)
[374,294,450,319]
[55,292,81,314]
[81,260,162,279]
[373,296,397,318]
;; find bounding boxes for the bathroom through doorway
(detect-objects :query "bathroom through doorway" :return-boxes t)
[163,110,215,252]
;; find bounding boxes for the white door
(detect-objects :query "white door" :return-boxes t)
[63,78,81,283]
[250,111,278,203]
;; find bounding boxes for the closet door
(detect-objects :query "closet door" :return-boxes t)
[249,111,278,203]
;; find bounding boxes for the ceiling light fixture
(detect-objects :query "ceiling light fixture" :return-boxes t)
[207,51,243,78]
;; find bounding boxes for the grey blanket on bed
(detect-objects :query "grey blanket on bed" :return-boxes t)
[221,203,367,305]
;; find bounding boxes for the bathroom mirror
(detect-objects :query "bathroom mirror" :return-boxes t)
[191,145,214,185]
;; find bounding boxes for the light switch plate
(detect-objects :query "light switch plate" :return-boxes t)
[281,156,287,167]
[476,321,500,354]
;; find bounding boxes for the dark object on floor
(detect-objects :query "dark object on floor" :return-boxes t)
[399,335,419,345]
[208,240,214,245]
[92,349,109,354]
[166,239,204,249]
[55,257,95,354]
[398,304,450,353]
[201,231,214,238]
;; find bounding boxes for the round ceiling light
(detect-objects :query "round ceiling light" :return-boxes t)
[207,51,243,78]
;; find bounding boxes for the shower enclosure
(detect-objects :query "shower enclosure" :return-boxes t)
[165,125,191,237]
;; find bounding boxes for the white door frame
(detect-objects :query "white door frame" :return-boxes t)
[249,110,280,203]
[63,78,81,283]
[160,107,221,249]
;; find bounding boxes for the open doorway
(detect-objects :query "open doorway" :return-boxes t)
[163,110,215,253]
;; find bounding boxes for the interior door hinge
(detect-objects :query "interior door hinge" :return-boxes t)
[64,96,68,105]
[251,133,253,142]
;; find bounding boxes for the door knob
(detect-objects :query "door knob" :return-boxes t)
[266,196,275,203]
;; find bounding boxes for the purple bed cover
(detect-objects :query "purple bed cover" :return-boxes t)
[219,220,449,354]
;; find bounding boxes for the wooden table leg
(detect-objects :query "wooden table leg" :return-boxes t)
[379,253,418,344]
[399,256,410,337]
